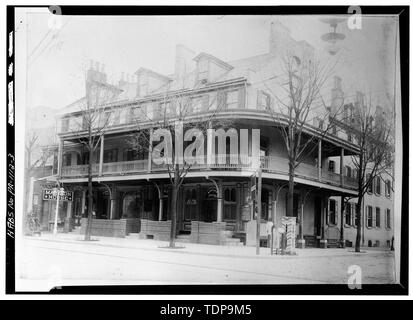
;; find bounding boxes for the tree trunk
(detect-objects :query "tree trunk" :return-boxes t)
[287,162,295,217]
[355,151,364,252]
[84,139,94,241]
[355,197,362,252]
[169,180,179,248]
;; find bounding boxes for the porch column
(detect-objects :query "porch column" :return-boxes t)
[57,138,64,176]
[81,190,86,216]
[340,147,344,187]
[109,186,117,220]
[235,183,241,230]
[217,180,223,222]
[64,201,73,232]
[99,134,104,176]
[296,195,306,249]
[196,184,201,221]
[317,139,322,181]
[158,197,164,221]
[300,197,304,240]
[340,195,345,248]
[147,128,153,173]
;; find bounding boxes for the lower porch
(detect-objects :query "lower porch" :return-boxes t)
[61,177,349,248]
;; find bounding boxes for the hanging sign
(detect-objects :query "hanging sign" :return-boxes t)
[42,189,73,201]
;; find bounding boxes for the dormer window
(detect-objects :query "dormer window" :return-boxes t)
[198,59,209,82]
[194,52,233,84]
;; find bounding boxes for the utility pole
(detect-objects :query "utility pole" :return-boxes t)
[256,167,262,255]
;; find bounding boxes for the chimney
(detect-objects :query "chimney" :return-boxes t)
[269,21,294,56]
[356,91,364,107]
[175,44,196,87]
[330,76,344,114]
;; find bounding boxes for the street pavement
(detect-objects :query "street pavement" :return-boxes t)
[15,232,395,292]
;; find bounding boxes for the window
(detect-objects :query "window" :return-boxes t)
[328,160,336,173]
[123,148,144,161]
[385,180,391,197]
[353,203,359,227]
[375,207,381,228]
[328,199,338,225]
[260,136,269,158]
[259,189,270,221]
[257,90,271,110]
[103,149,118,163]
[386,209,391,229]
[112,110,120,125]
[351,203,357,227]
[100,111,112,126]
[81,151,89,165]
[198,59,209,82]
[62,153,72,166]
[61,118,69,132]
[353,168,359,180]
[345,202,352,226]
[192,97,202,113]
[366,173,373,194]
[223,187,236,220]
[159,102,174,117]
[346,166,352,177]
[375,176,381,195]
[226,90,238,109]
[366,205,373,228]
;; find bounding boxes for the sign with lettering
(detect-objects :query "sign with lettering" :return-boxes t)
[43,189,73,202]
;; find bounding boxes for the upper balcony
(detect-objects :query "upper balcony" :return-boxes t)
[60,155,358,192]
[57,79,359,156]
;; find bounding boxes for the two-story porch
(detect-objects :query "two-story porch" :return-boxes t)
[53,116,359,247]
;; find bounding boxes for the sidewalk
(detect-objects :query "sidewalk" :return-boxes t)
[24,231,394,260]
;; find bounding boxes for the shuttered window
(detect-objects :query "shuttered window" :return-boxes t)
[366,173,373,194]
[375,207,381,228]
[386,209,391,229]
[375,176,381,195]
[385,180,391,197]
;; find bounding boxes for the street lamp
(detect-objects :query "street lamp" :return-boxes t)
[52,186,65,236]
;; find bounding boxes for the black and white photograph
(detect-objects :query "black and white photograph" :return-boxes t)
[5,4,408,296]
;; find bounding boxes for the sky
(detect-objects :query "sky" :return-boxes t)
[20,10,399,111]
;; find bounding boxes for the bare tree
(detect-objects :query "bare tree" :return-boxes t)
[127,87,232,248]
[347,95,393,252]
[25,131,55,177]
[265,55,342,218]
[68,75,122,241]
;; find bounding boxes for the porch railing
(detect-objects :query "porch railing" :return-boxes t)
[61,154,358,190]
